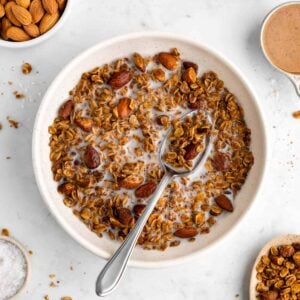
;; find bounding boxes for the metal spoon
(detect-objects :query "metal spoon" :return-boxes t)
[95,109,214,297]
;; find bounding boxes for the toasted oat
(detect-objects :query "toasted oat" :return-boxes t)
[61,297,72,300]
[1,228,10,237]
[7,116,19,129]
[13,91,25,99]
[22,63,32,75]
[292,110,300,119]
[48,49,254,250]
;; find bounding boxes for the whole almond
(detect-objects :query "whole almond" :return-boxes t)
[108,71,132,89]
[158,52,179,70]
[183,61,198,72]
[42,0,58,14]
[133,204,146,216]
[115,207,132,226]
[184,143,198,160]
[117,97,132,119]
[6,26,30,41]
[215,194,233,212]
[182,67,197,84]
[75,118,93,132]
[23,23,40,37]
[279,245,295,257]
[212,152,231,171]
[58,100,73,119]
[135,182,157,198]
[39,11,59,34]
[84,145,100,169]
[118,175,144,189]
[5,2,22,26]
[1,17,12,40]
[57,0,66,11]
[12,4,32,25]
[30,0,44,23]
[0,3,5,18]
[260,290,278,300]
[133,52,146,72]
[16,0,30,9]
[174,227,198,238]
[188,98,206,109]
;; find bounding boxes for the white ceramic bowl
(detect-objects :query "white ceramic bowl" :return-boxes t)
[0,1,72,49]
[32,32,268,268]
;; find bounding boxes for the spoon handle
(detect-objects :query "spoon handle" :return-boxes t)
[95,172,172,297]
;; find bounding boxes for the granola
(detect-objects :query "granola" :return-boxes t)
[48,49,254,250]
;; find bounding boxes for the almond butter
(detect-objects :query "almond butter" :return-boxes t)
[133,52,145,72]
[133,204,146,216]
[135,182,157,198]
[84,145,100,169]
[174,227,198,238]
[30,0,44,23]
[12,4,32,25]
[6,26,30,41]
[75,118,93,132]
[215,194,233,212]
[42,0,58,14]
[23,23,40,37]
[118,175,144,189]
[39,11,59,33]
[16,0,30,9]
[1,17,11,40]
[117,97,132,119]
[158,52,179,70]
[57,0,66,11]
[58,100,73,119]
[182,67,197,84]
[0,3,5,18]
[5,2,22,26]
[108,71,132,89]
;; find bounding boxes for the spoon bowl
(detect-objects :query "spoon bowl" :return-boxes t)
[249,234,300,300]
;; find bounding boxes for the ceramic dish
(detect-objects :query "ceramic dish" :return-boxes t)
[0,0,72,49]
[32,32,268,268]
[0,236,31,299]
[249,234,300,300]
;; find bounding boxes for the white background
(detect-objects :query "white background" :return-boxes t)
[0,0,300,299]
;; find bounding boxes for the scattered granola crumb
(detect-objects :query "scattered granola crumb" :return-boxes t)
[61,297,72,300]
[49,274,56,279]
[49,281,57,287]
[13,91,25,100]
[1,228,10,237]
[235,294,239,298]
[44,296,49,300]
[7,81,12,85]
[292,110,300,119]
[22,63,32,75]
[6,157,11,160]
[7,117,19,129]
[28,250,33,255]
[0,123,2,130]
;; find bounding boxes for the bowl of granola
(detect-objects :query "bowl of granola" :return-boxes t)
[32,32,267,267]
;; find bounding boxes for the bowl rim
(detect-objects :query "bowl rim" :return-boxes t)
[0,0,72,49]
[0,236,31,299]
[32,31,268,268]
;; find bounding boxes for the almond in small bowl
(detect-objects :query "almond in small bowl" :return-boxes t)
[0,0,71,48]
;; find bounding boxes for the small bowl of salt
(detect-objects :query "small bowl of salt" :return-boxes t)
[0,236,30,300]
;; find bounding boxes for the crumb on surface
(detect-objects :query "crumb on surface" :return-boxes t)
[7,81,12,85]
[44,296,49,300]
[6,116,19,129]
[292,110,300,119]
[13,91,25,100]
[6,156,11,160]
[61,297,72,300]
[49,274,56,279]
[28,250,33,255]
[1,228,9,236]
[0,123,2,130]
[49,281,58,287]
[22,63,32,75]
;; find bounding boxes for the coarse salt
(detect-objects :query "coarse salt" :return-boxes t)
[0,239,27,300]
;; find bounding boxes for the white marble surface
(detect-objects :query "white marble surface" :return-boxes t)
[0,0,300,299]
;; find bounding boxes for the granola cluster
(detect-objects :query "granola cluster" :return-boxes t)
[256,244,300,300]
[48,49,254,250]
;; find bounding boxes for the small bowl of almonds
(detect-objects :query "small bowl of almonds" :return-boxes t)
[0,0,71,48]
[250,235,300,300]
